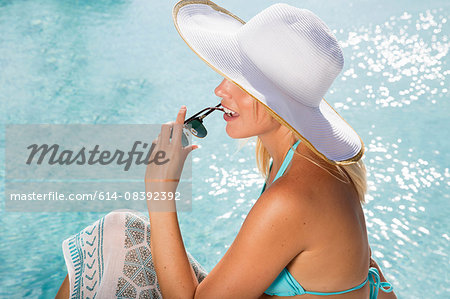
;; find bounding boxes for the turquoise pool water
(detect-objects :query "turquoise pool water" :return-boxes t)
[0,0,448,298]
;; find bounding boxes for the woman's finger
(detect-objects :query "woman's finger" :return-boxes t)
[171,123,184,147]
[172,106,187,146]
[160,122,172,147]
[175,105,187,125]
[184,144,198,155]
[149,137,160,162]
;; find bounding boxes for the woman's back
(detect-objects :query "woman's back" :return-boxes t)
[259,141,371,298]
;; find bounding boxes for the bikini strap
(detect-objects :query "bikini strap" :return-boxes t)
[272,139,301,182]
[303,276,369,296]
[303,267,393,297]
[261,140,301,194]
[270,140,301,169]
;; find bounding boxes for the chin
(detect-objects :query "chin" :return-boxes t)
[225,126,240,139]
[225,126,256,139]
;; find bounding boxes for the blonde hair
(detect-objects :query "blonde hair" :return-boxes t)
[252,100,367,203]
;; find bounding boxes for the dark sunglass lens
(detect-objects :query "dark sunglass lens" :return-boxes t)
[187,119,207,137]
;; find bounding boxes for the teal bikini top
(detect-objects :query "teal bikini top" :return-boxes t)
[262,140,394,298]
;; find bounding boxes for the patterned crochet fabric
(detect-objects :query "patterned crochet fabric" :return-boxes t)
[62,210,208,299]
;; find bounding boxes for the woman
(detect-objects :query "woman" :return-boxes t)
[57,1,396,298]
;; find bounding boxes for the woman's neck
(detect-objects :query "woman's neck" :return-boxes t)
[258,127,295,176]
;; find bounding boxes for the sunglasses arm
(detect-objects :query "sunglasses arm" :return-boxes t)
[184,103,223,124]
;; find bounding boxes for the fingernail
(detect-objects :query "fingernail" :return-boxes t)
[181,105,186,110]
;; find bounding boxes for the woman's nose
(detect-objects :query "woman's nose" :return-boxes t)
[214,78,228,98]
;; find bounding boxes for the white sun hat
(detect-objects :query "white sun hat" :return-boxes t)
[172,0,364,165]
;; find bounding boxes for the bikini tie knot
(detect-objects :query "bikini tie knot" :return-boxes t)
[368,267,394,299]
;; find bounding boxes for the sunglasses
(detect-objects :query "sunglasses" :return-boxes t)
[170,103,224,146]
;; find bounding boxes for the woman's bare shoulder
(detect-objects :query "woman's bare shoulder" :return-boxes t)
[252,178,321,245]
[262,167,329,213]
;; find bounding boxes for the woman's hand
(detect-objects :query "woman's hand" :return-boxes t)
[145,106,198,210]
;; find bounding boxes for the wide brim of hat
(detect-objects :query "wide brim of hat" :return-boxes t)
[173,0,364,165]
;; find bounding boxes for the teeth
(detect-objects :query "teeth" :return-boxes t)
[223,107,236,116]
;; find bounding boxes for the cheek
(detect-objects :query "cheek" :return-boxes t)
[253,103,273,126]
[236,99,256,121]
[245,104,274,131]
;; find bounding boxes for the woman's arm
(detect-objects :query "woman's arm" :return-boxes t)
[55,274,70,299]
[145,107,199,298]
[148,201,199,298]
[147,172,307,298]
